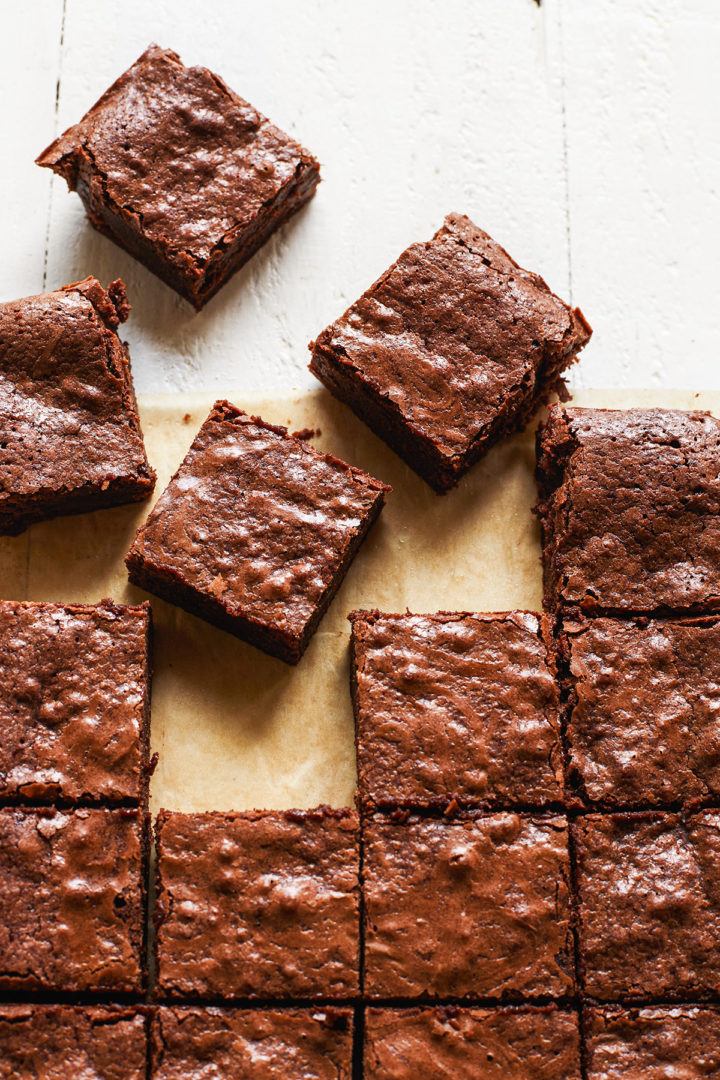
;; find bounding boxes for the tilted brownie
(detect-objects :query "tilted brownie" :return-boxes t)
[350,610,563,810]
[0,807,147,994]
[0,277,154,535]
[573,812,720,1000]
[151,1007,353,1080]
[37,45,320,309]
[309,214,591,492]
[536,406,720,615]
[364,1007,581,1080]
[126,401,389,663]
[585,1006,720,1079]
[155,807,359,999]
[0,600,152,806]
[363,813,574,999]
[0,1005,147,1080]
[561,615,720,808]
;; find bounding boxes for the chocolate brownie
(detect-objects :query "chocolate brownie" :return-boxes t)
[155,807,359,999]
[0,276,154,535]
[573,812,720,1000]
[350,610,563,810]
[562,615,720,808]
[0,807,147,994]
[309,214,591,492]
[0,1005,147,1080]
[585,1006,720,1079]
[365,1007,581,1079]
[37,45,320,309]
[151,1007,353,1080]
[126,401,389,663]
[0,599,152,806]
[363,814,574,999]
[536,406,720,615]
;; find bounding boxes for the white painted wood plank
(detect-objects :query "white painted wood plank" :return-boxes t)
[43,0,570,394]
[559,0,720,389]
[0,1,65,300]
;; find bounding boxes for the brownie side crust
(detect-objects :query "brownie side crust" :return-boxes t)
[151,1006,353,1080]
[155,807,360,1000]
[0,1004,147,1080]
[573,812,720,1001]
[536,406,720,615]
[126,401,389,663]
[560,615,720,809]
[37,45,320,308]
[0,807,147,994]
[364,1006,581,1079]
[310,214,591,492]
[585,1006,720,1079]
[350,609,564,811]
[363,813,574,1000]
[0,599,152,806]
[0,276,155,535]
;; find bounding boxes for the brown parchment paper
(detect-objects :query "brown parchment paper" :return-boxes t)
[1,387,716,816]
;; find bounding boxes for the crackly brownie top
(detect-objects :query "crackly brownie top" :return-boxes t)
[128,402,388,638]
[574,812,720,1000]
[0,276,153,500]
[313,214,590,459]
[37,45,318,266]
[155,808,360,999]
[365,1007,581,1080]
[0,808,144,993]
[537,406,720,613]
[350,610,563,809]
[363,814,573,999]
[564,615,720,807]
[0,1005,147,1080]
[0,600,150,804]
[585,1006,720,1079]
[153,1007,353,1080]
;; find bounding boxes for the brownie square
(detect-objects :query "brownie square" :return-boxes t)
[0,276,154,535]
[155,807,360,999]
[365,1007,581,1079]
[363,814,574,999]
[310,214,591,492]
[585,1006,720,1079]
[0,1005,147,1080]
[536,406,720,615]
[350,610,563,811]
[0,599,152,806]
[573,812,720,1000]
[562,615,720,808]
[151,1007,353,1080]
[37,45,320,309]
[126,401,389,663]
[0,807,147,994]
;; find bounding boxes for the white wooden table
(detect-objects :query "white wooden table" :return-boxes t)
[2,0,719,395]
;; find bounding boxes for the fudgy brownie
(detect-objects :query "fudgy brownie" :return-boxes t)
[536,406,720,615]
[0,276,154,535]
[0,1005,147,1080]
[126,401,389,663]
[0,807,147,994]
[309,214,591,492]
[37,45,320,309]
[363,814,574,999]
[0,599,152,806]
[585,1006,720,1079]
[561,615,720,808]
[350,610,563,810]
[573,812,720,1000]
[151,1007,353,1080]
[364,1007,581,1079]
[155,807,360,999]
